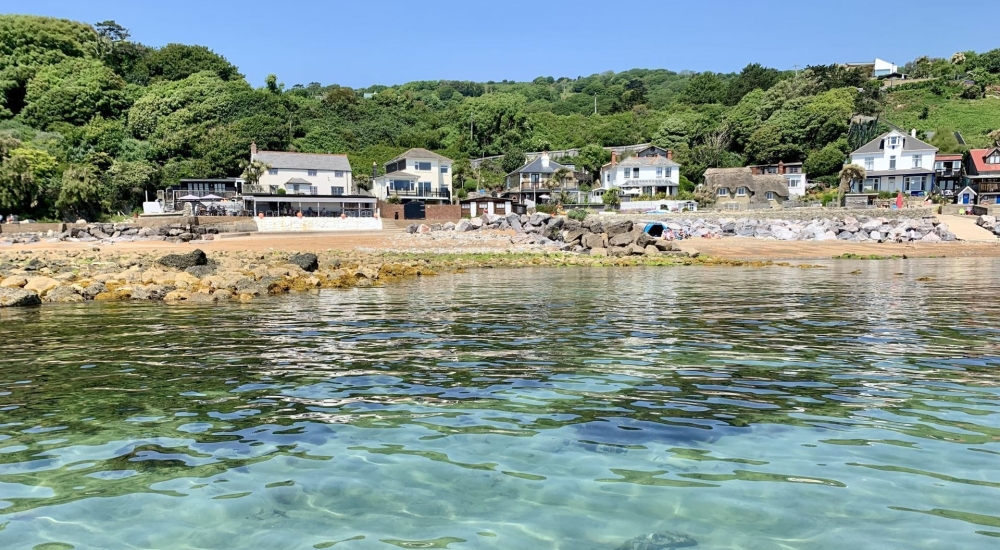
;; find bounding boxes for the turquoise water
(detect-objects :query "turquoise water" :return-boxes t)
[0,261,998,549]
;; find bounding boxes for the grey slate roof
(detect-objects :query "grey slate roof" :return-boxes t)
[254,151,352,172]
[284,177,313,185]
[617,156,680,168]
[507,156,567,176]
[387,148,453,164]
[852,132,937,155]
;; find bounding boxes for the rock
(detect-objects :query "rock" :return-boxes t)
[43,285,83,303]
[416,224,432,234]
[771,226,797,241]
[635,232,657,248]
[442,222,455,231]
[456,220,472,232]
[609,232,635,247]
[406,224,419,234]
[654,240,678,252]
[157,249,207,270]
[0,287,41,307]
[589,247,608,257]
[469,218,484,229]
[644,245,661,256]
[606,221,633,238]
[23,276,60,296]
[546,217,565,231]
[185,264,217,278]
[529,213,551,225]
[582,233,606,249]
[0,276,27,288]
[608,246,631,257]
[627,243,647,256]
[163,290,192,302]
[563,229,586,244]
[288,253,319,272]
[921,232,942,242]
[563,219,582,232]
[131,284,172,301]
[80,283,106,300]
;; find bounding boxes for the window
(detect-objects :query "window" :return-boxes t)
[390,180,413,191]
[414,162,431,171]
[889,156,897,170]
[787,166,801,174]
[605,173,610,183]
[863,177,879,191]
[906,176,924,191]
[307,170,318,177]
[988,153,1000,165]
[633,168,639,178]
[717,187,729,196]
[889,136,899,148]
[765,166,777,174]
[934,161,943,171]
[331,187,344,196]
[268,169,278,175]
[418,182,432,195]
[623,169,630,179]
[440,165,449,174]
[531,174,540,184]
[736,187,747,196]
[656,167,663,177]
[912,155,922,168]
[334,170,344,178]
[665,167,673,178]
[864,157,874,170]
[953,161,962,170]
[765,191,775,200]
[787,176,800,188]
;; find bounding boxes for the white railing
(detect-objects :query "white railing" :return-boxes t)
[618,179,677,187]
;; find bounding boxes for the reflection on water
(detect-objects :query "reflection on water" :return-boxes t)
[0,260,998,549]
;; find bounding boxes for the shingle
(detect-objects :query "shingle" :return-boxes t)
[255,151,352,172]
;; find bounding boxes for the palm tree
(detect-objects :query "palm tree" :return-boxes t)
[550,167,571,190]
[240,160,271,192]
[838,164,866,206]
[951,52,967,65]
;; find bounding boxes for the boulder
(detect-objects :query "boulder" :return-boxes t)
[43,285,84,303]
[23,276,60,296]
[627,243,647,256]
[644,245,661,256]
[581,233,606,249]
[921,232,942,242]
[563,229,586,245]
[442,222,456,231]
[0,287,41,307]
[563,219,582,232]
[456,220,472,232]
[529,212,551,225]
[157,249,207,270]
[80,283,106,300]
[589,247,608,257]
[654,240,678,252]
[0,276,27,288]
[132,284,172,301]
[185,264,217,278]
[636,232,657,248]
[469,218,484,229]
[416,224,432,234]
[546,217,565,231]
[287,253,319,272]
[406,224,419,234]
[608,232,635,247]
[606,221,633,238]
[608,246,631,257]
[771,226,797,241]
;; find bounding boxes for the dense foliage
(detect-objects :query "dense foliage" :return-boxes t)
[2,14,1000,220]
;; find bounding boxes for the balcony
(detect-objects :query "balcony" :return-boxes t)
[387,188,450,199]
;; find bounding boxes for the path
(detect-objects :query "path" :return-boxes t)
[936,214,998,243]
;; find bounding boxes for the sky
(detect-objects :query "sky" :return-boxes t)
[8,0,998,88]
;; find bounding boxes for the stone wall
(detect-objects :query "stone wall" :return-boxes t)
[253,217,382,233]
[378,201,461,221]
[0,222,66,234]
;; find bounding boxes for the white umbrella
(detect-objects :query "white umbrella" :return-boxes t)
[539,194,550,199]
[201,194,223,200]
[177,194,200,200]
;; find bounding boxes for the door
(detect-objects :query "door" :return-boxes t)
[403,201,425,220]
[962,193,971,205]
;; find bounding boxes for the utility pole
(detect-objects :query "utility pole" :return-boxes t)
[793,64,800,78]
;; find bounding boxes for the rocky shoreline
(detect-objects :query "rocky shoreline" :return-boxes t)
[0,246,736,309]
[405,212,956,257]
[0,221,248,245]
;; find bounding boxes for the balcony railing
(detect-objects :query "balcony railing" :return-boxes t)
[387,189,450,199]
[619,178,678,187]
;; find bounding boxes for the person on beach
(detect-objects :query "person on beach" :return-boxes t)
[665,228,675,241]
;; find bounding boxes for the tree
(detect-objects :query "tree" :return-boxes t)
[725,63,781,106]
[0,155,40,214]
[550,166,571,190]
[57,164,103,219]
[22,58,131,127]
[618,78,648,110]
[681,72,726,105]
[105,160,156,213]
[652,117,689,151]
[94,20,130,59]
[951,52,967,65]
[575,144,610,184]
[838,164,866,206]
[463,93,532,156]
[501,147,526,174]
[602,188,620,209]
[265,74,283,94]
[989,129,1000,147]
[139,43,241,82]
[804,142,848,178]
[240,159,271,190]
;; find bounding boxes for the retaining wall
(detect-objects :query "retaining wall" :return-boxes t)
[253,217,383,233]
[378,202,461,221]
[0,222,65,234]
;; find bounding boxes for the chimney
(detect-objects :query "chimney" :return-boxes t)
[541,151,550,169]
[666,149,673,161]
[778,160,785,174]
[911,129,917,138]
[611,151,618,167]
[250,141,258,157]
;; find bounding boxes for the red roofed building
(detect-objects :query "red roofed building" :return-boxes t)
[965,148,1000,204]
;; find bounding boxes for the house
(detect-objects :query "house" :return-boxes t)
[245,143,376,218]
[748,162,807,197]
[934,153,964,194]
[848,130,937,195]
[503,152,577,205]
[704,167,788,210]
[842,58,900,78]
[460,196,514,218]
[600,146,681,200]
[374,148,454,204]
[164,178,242,212]
[964,147,1000,204]
[251,143,354,196]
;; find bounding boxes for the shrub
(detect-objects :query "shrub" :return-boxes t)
[387,195,401,204]
[568,209,588,221]
[534,204,556,214]
[276,188,286,195]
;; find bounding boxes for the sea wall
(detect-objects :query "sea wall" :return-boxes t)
[253,217,382,233]
[378,202,462,221]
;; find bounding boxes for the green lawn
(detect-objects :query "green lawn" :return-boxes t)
[886,88,1000,148]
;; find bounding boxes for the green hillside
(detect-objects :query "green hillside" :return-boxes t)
[1,14,999,220]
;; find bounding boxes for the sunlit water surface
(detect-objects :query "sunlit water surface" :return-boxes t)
[1,261,998,549]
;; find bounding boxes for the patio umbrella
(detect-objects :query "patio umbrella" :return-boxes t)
[201,194,223,200]
[539,194,550,199]
[177,194,200,200]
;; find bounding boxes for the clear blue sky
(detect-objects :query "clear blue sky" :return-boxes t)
[8,0,997,88]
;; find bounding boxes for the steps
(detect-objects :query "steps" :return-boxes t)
[381,219,408,234]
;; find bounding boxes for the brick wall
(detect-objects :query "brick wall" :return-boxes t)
[378,201,461,221]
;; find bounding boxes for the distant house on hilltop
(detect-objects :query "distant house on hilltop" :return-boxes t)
[704,167,788,210]
[847,130,937,195]
[842,58,900,78]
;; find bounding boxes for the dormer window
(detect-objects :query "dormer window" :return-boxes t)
[988,152,1000,165]
[888,136,899,148]
[765,191,775,200]
[717,187,729,196]
[736,187,747,196]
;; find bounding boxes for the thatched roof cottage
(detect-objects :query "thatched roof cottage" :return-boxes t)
[704,167,789,210]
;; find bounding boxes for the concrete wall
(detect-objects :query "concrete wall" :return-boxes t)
[0,222,65,234]
[378,202,461,221]
[253,217,382,233]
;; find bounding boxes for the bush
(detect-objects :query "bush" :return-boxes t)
[534,204,556,214]
[275,188,286,195]
[387,195,401,204]
[568,209,588,221]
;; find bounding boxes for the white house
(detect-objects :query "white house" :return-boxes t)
[373,148,453,204]
[849,130,937,195]
[873,58,899,78]
[599,146,681,200]
[251,143,354,196]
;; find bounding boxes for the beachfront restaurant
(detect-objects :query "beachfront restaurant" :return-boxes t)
[242,193,377,218]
